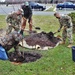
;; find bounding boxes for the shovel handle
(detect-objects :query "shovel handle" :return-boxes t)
[32,25,41,30]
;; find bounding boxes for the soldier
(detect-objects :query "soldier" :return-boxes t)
[0,31,23,60]
[20,1,33,34]
[54,12,73,48]
[6,9,23,34]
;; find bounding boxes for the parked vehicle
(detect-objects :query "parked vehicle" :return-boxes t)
[29,2,46,11]
[56,2,75,10]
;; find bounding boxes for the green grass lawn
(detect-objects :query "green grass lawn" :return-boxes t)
[0,15,75,75]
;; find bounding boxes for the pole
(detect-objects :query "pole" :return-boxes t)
[64,0,67,13]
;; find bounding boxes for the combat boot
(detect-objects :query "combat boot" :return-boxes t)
[67,43,73,48]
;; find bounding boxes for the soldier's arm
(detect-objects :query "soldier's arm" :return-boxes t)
[58,26,62,32]
[58,21,63,32]
[29,6,32,18]
[6,13,12,23]
[28,7,32,24]
[29,6,32,14]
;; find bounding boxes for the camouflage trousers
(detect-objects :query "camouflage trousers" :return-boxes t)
[62,26,73,44]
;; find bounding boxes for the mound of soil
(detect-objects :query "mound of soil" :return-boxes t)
[8,51,42,63]
[24,31,61,48]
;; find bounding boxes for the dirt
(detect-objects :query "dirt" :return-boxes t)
[0,29,60,62]
[8,51,42,63]
[24,31,61,48]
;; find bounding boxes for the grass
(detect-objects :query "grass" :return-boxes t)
[0,15,7,28]
[0,15,75,75]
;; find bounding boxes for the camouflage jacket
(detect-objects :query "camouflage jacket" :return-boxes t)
[58,15,73,30]
[6,12,22,27]
[0,31,23,51]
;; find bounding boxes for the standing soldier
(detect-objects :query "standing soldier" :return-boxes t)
[6,9,23,34]
[54,12,73,48]
[20,1,33,34]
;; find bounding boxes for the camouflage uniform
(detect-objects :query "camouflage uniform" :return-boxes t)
[58,15,73,44]
[6,12,22,34]
[0,31,23,52]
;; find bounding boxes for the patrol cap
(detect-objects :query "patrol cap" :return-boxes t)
[24,1,29,6]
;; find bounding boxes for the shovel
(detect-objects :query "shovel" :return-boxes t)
[24,29,37,34]
[32,25,41,30]
[47,31,59,37]
[53,31,61,39]
[47,31,58,37]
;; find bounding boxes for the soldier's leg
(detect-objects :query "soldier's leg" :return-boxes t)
[28,17,32,31]
[61,28,67,44]
[21,17,27,30]
[14,45,21,56]
[67,27,73,44]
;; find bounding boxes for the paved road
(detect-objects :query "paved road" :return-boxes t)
[33,11,75,15]
[0,4,75,15]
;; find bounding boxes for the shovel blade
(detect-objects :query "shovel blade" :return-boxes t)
[35,27,40,30]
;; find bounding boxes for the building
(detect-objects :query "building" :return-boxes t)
[54,0,75,3]
[5,0,51,4]
[5,0,75,3]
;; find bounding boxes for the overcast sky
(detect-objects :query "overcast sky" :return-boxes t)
[0,0,5,2]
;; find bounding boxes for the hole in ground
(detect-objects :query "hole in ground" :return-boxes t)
[8,51,42,63]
